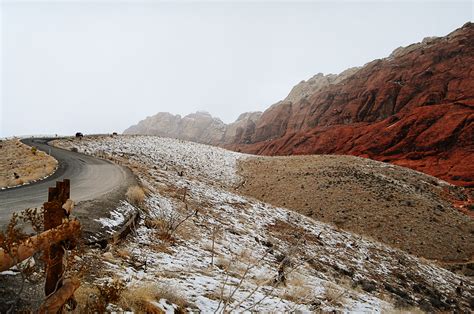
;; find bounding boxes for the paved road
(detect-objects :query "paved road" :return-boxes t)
[0,138,131,227]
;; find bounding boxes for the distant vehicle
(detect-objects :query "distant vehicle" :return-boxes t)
[112,132,118,136]
[75,132,84,138]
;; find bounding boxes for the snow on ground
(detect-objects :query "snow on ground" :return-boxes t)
[57,135,473,312]
[59,135,244,186]
[95,201,135,232]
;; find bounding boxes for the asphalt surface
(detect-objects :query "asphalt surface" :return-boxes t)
[0,138,132,228]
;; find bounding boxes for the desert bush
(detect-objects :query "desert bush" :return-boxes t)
[126,185,146,207]
[145,217,175,242]
[31,146,37,155]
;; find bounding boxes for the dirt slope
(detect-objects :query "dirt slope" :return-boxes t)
[0,139,57,189]
[237,155,474,265]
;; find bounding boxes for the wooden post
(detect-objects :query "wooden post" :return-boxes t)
[39,278,80,313]
[44,179,70,296]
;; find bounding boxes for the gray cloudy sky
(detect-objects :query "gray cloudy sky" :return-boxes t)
[1,1,472,137]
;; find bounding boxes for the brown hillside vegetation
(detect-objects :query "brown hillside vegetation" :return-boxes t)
[0,139,57,188]
[237,155,474,265]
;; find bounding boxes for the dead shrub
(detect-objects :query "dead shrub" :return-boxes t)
[144,202,198,243]
[126,186,146,207]
[145,217,175,242]
[97,278,126,305]
[74,284,106,313]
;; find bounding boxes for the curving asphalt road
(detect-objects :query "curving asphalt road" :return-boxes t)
[0,138,132,227]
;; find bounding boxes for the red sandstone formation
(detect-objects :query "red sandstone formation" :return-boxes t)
[229,22,474,187]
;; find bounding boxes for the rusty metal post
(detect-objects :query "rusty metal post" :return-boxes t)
[44,180,70,296]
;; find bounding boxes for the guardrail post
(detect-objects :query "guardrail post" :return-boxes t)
[44,179,70,296]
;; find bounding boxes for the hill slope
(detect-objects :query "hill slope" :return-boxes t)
[53,135,473,312]
[237,155,473,264]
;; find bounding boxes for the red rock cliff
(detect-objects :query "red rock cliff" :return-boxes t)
[230,22,474,187]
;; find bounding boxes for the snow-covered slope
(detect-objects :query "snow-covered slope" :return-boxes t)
[55,135,473,312]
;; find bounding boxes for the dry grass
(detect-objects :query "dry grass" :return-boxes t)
[323,282,346,306]
[119,283,189,312]
[0,139,57,188]
[215,256,232,271]
[73,284,105,313]
[74,280,192,313]
[115,248,132,259]
[279,272,313,303]
[383,307,425,314]
[281,286,313,303]
[148,242,173,254]
[126,185,146,207]
[145,217,175,242]
[203,291,234,304]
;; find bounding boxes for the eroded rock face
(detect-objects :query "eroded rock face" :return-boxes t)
[223,111,262,144]
[124,112,182,139]
[230,22,474,187]
[178,111,226,145]
[124,110,262,146]
[124,111,226,145]
[284,68,359,103]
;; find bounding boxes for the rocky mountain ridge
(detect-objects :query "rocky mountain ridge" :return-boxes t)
[125,22,474,187]
[123,65,358,145]
[124,111,263,146]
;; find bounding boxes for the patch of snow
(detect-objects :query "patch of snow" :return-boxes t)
[95,201,135,232]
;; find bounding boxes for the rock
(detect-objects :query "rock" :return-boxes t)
[124,111,261,146]
[223,111,262,144]
[284,68,359,104]
[103,252,114,261]
[359,279,377,293]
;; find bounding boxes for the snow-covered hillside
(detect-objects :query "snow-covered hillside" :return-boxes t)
[55,135,473,312]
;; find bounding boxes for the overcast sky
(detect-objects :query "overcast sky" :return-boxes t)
[1,1,472,137]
